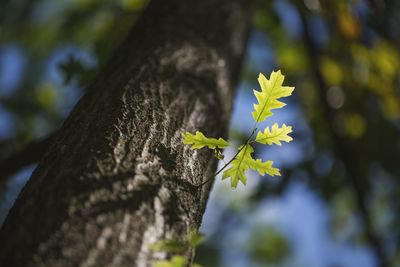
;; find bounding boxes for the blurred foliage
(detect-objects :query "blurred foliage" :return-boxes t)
[247,226,291,264]
[246,0,400,266]
[151,230,205,267]
[1,0,400,266]
[0,0,148,156]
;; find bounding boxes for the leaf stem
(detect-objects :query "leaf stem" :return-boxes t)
[196,127,258,187]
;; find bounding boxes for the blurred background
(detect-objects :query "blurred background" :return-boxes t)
[0,0,399,266]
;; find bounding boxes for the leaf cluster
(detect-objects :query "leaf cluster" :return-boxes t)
[182,70,294,188]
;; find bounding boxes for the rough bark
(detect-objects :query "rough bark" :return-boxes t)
[0,1,253,266]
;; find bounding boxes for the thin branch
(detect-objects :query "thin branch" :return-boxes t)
[216,127,257,175]
[0,132,56,183]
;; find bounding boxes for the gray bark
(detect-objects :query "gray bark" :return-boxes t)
[0,0,253,266]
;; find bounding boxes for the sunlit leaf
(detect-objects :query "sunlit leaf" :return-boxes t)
[153,256,186,267]
[222,144,280,188]
[153,255,202,267]
[182,131,229,150]
[247,158,280,176]
[255,123,293,146]
[252,71,294,122]
[222,144,253,188]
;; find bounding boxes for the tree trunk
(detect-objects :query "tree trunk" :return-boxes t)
[0,0,253,266]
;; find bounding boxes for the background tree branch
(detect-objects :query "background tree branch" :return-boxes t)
[297,3,388,267]
[0,133,56,182]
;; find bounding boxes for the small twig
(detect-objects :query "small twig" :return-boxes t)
[195,127,258,188]
[0,132,56,183]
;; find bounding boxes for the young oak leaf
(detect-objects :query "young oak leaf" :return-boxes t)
[153,255,203,267]
[222,144,253,188]
[252,71,294,122]
[181,131,229,150]
[222,144,280,188]
[255,123,293,146]
[246,158,280,176]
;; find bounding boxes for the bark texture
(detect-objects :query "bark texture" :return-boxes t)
[0,0,253,266]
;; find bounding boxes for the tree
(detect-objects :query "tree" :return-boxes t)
[0,0,253,266]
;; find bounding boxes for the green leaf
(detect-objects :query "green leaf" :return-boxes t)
[153,256,187,267]
[153,256,203,267]
[246,158,280,176]
[222,144,281,188]
[255,123,293,146]
[187,230,205,247]
[222,144,254,188]
[181,131,229,150]
[150,239,185,254]
[213,147,225,160]
[252,71,294,122]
